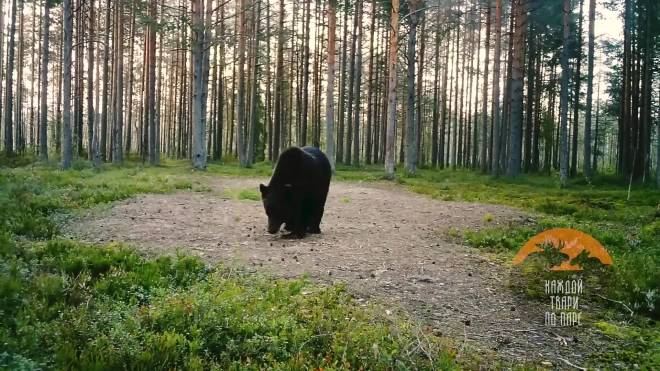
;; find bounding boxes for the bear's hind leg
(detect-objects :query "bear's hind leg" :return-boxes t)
[307,196,326,234]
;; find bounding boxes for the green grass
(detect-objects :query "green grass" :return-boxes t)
[2,153,659,369]
[330,164,660,317]
[0,156,466,370]
[0,240,460,370]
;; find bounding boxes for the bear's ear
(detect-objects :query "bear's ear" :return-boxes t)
[259,184,268,197]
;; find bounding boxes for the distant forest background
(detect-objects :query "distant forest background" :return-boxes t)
[0,0,657,187]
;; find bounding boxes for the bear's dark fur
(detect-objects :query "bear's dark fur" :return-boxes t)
[259,145,331,238]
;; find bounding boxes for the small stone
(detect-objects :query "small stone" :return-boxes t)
[270,242,273,246]
[328,271,332,276]
[281,257,285,261]
[468,272,472,277]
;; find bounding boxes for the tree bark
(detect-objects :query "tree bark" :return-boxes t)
[191,0,207,168]
[100,0,111,161]
[125,12,136,155]
[506,0,525,178]
[431,10,441,168]
[39,5,50,160]
[344,3,358,164]
[273,0,284,164]
[235,0,247,166]
[471,9,482,170]
[365,0,376,165]
[559,0,571,186]
[62,0,73,169]
[337,3,348,163]
[87,0,95,161]
[3,0,17,154]
[300,0,311,146]
[451,11,460,171]
[583,0,595,178]
[385,0,399,180]
[352,0,363,166]
[247,0,262,166]
[570,0,583,176]
[114,0,124,164]
[491,0,502,177]
[326,0,337,173]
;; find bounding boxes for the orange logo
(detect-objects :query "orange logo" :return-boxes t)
[513,228,613,271]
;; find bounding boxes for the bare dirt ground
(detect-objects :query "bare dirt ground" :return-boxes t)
[64,176,603,369]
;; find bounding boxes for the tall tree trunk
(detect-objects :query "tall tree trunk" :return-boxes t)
[451,11,460,171]
[523,25,534,173]
[100,0,111,161]
[300,0,311,146]
[113,1,124,163]
[88,0,95,161]
[39,5,50,160]
[29,3,36,152]
[62,0,73,169]
[215,1,225,161]
[506,0,525,178]
[337,3,348,163]
[416,20,425,166]
[273,0,284,164]
[472,9,482,170]
[235,0,247,166]
[431,10,441,168]
[326,0,337,172]
[125,12,136,155]
[352,0,363,166]
[75,0,83,157]
[247,0,262,166]
[16,5,23,153]
[365,0,376,165]
[570,0,583,176]
[440,7,450,169]
[465,14,475,169]
[491,0,502,177]
[191,0,207,168]
[532,35,542,172]
[385,0,399,180]
[583,0,595,178]
[559,0,571,186]
[56,26,62,153]
[500,5,514,174]
[156,0,168,164]
[344,3,358,164]
[3,0,17,154]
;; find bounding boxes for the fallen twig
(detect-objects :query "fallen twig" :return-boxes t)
[595,294,635,316]
[457,323,468,357]
[558,357,587,371]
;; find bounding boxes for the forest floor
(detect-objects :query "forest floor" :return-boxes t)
[64,174,624,368]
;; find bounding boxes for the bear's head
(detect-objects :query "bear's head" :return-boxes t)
[259,183,295,234]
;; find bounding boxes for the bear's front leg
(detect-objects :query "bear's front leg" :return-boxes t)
[282,216,306,239]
